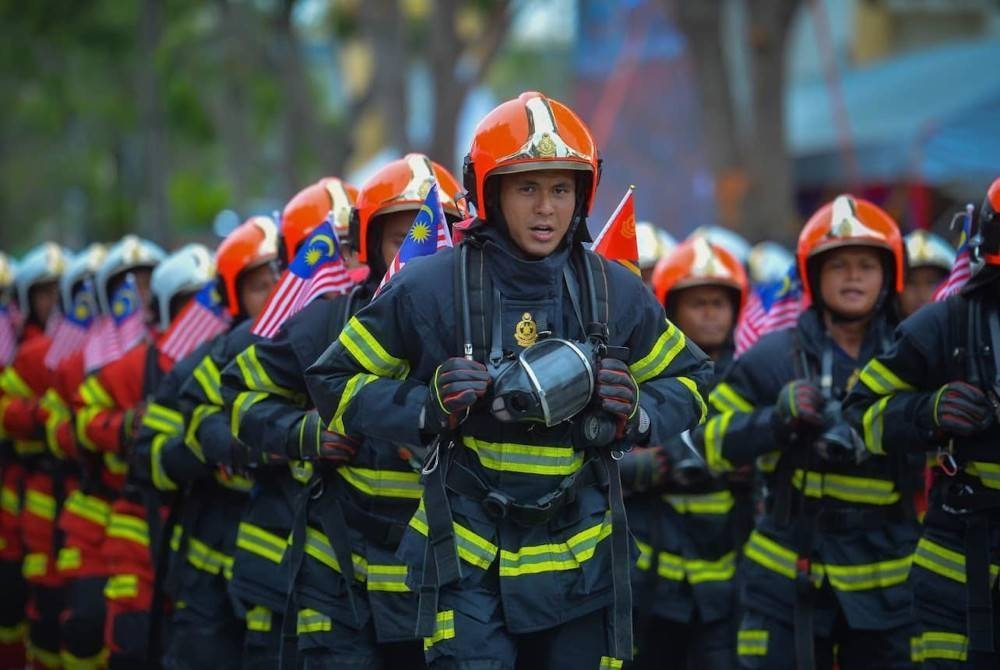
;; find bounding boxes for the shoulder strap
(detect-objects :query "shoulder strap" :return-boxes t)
[578,248,610,337]
[454,241,491,362]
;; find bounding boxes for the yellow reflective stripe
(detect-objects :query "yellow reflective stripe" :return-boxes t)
[911,631,968,662]
[289,460,314,484]
[297,608,332,634]
[703,412,734,472]
[461,436,583,476]
[235,346,305,401]
[0,485,18,515]
[757,451,780,473]
[142,402,184,436]
[329,373,379,435]
[630,320,686,384]
[709,382,754,414]
[633,538,683,579]
[338,316,410,379]
[824,555,911,591]
[106,513,149,547]
[861,396,890,455]
[80,375,114,408]
[913,536,1000,585]
[409,503,498,570]
[0,621,25,644]
[27,644,62,669]
[634,539,734,583]
[64,491,110,526]
[61,648,109,670]
[170,524,183,552]
[245,606,273,633]
[498,512,612,577]
[599,657,624,670]
[24,489,56,520]
[303,527,368,580]
[859,359,915,395]
[105,451,128,475]
[423,610,455,651]
[0,367,33,397]
[56,547,82,572]
[104,574,139,600]
[337,466,422,500]
[75,405,104,452]
[367,564,411,592]
[231,391,267,436]
[236,522,286,564]
[186,537,234,579]
[184,404,220,462]
[22,552,48,578]
[676,376,707,424]
[663,490,734,515]
[192,357,223,406]
[150,434,178,491]
[791,470,900,505]
[40,389,70,458]
[737,629,769,657]
[744,531,800,581]
[967,461,1000,490]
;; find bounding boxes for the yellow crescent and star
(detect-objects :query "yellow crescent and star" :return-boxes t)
[305,234,336,266]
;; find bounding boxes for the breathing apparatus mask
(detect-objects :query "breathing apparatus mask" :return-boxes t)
[813,399,868,465]
[663,430,712,486]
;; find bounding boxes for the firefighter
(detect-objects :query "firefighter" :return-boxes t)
[162,216,279,670]
[703,195,920,669]
[306,91,712,669]
[222,159,464,669]
[0,243,72,669]
[844,178,1000,668]
[900,230,955,319]
[623,236,749,669]
[75,243,210,668]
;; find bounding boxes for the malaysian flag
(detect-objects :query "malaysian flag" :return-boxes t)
[159,281,231,363]
[44,280,98,370]
[0,304,15,367]
[251,220,353,338]
[933,204,974,302]
[375,182,451,297]
[83,274,147,372]
[734,265,803,357]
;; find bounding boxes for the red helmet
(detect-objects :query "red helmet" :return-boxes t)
[350,154,464,264]
[216,216,279,317]
[280,177,358,265]
[972,177,1000,273]
[652,236,748,319]
[463,91,600,224]
[797,194,904,307]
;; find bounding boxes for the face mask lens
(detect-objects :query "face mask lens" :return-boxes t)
[491,339,596,426]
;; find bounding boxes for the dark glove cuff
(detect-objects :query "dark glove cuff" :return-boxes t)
[626,406,651,446]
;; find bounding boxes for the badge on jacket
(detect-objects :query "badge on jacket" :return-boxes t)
[515,312,538,347]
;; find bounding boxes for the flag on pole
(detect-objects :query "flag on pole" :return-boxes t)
[251,220,352,338]
[0,305,16,367]
[932,204,974,302]
[159,281,231,363]
[83,274,147,372]
[45,280,98,370]
[591,186,639,275]
[375,182,452,297]
[734,265,803,357]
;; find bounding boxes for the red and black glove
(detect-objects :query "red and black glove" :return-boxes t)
[618,445,668,493]
[773,380,825,443]
[596,357,651,442]
[931,381,994,437]
[120,402,147,451]
[423,357,491,432]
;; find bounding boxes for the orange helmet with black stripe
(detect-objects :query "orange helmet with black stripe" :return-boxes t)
[652,236,748,319]
[280,177,358,266]
[216,216,279,317]
[797,194,904,308]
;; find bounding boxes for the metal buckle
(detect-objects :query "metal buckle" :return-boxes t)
[482,491,512,520]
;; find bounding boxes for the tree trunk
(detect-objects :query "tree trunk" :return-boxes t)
[137,0,169,243]
[272,0,307,200]
[213,0,254,210]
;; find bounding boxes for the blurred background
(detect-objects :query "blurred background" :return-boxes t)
[2,0,999,252]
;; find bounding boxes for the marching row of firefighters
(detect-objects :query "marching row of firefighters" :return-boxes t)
[0,91,997,670]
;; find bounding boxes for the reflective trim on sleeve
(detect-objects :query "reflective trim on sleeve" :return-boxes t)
[79,376,115,408]
[184,404,220,463]
[630,320,686,384]
[0,367,32,398]
[423,610,455,651]
[235,346,306,402]
[150,435,179,491]
[737,629,769,657]
[231,391,267,437]
[192,357,223,406]
[63,491,110,527]
[142,402,184,437]
[709,382,754,414]
[103,574,139,600]
[338,317,411,379]
[497,512,612,577]
[861,396,890,455]
[0,484,18,515]
[74,405,105,452]
[859,359,915,395]
[106,513,149,547]
[328,373,379,435]
[24,490,56,521]
[676,376,707,424]
[703,413,734,473]
[461,436,583,476]
[337,466,423,500]
[236,522,287,564]
[104,452,128,475]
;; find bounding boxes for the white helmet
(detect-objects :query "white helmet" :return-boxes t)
[14,243,69,317]
[688,225,751,266]
[150,244,215,330]
[60,243,108,315]
[748,241,796,284]
[904,230,955,274]
[95,235,165,315]
[636,222,678,270]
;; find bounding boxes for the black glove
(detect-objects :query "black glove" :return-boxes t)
[296,411,360,464]
[617,446,668,493]
[773,380,825,443]
[423,357,490,432]
[596,357,651,442]
[931,381,995,437]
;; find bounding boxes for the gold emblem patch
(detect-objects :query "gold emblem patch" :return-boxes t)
[536,133,557,158]
[515,312,538,347]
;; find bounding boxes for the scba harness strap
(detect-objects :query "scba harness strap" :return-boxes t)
[416,239,634,660]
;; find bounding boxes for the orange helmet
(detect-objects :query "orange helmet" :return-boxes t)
[350,154,464,264]
[280,177,358,265]
[652,236,748,318]
[463,91,600,225]
[216,215,279,317]
[797,194,904,307]
[971,177,1000,274]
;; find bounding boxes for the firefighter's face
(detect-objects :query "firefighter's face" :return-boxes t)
[238,262,279,319]
[671,285,736,353]
[378,211,418,268]
[900,266,947,318]
[499,170,577,258]
[818,247,884,319]
[28,280,60,327]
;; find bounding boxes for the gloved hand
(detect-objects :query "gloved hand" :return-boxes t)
[120,402,147,450]
[296,411,360,464]
[596,357,650,442]
[423,357,490,432]
[930,381,994,437]
[773,380,825,442]
[617,446,668,493]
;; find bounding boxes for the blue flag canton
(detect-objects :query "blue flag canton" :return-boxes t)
[757,264,801,312]
[289,221,342,278]
[110,275,140,325]
[67,281,97,327]
[398,183,443,263]
[194,280,225,314]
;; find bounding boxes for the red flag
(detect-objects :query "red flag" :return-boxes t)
[933,204,973,302]
[734,292,764,357]
[592,186,639,275]
[83,316,122,373]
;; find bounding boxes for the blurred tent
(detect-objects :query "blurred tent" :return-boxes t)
[790,37,1000,188]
